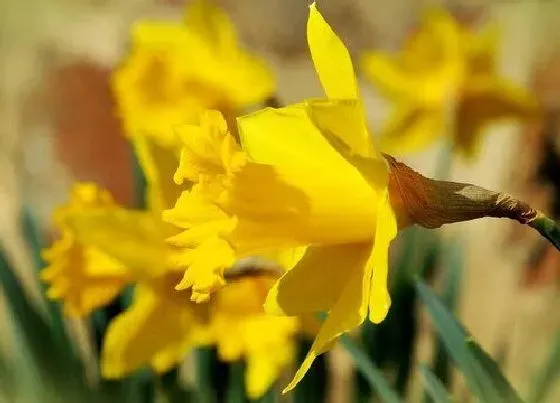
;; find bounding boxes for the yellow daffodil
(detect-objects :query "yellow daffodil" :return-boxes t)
[43,121,298,397]
[112,0,275,149]
[361,9,538,158]
[41,184,132,316]
[164,4,398,393]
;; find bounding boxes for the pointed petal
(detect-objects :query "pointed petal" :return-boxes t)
[369,191,398,323]
[307,3,358,99]
[101,284,202,377]
[282,241,374,392]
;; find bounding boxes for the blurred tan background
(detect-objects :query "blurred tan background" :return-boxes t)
[1,0,560,401]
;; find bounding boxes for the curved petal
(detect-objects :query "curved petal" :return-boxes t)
[305,98,371,157]
[305,99,388,191]
[231,106,378,250]
[101,283,204,377]
[307,3,358,99]
[264,243,372,316]
[369,191,398,323]
[282,241,375,393]
[132,136,183,213]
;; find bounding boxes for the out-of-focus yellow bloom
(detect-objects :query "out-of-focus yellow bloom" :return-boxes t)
[41,184,132,317]
[164,3,398,393]
[43,126,297,397]
[209,276,298,399]
[112,0,275,148]
[361,9,538,158]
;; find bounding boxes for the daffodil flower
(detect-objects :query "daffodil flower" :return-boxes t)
[361,8,538,158]
[42,132,299,397]
[112,0,275,149]
[164,4,398,392]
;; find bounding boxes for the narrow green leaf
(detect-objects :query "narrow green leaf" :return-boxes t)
[531,329,560,403]
[340,335,402,403]
[528,325,560,403]
[416,280,524,403]
[420,364,453,403]
[227,361,247,403]
[197,347,229,403]
[432,237,463,394]
[0,244,86,393]
[0,351,14,398]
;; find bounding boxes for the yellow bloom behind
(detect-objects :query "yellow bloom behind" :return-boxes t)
[164,4,398,392]
[42,184,131,317]
[361,8,538,158]
[112,0,275,148]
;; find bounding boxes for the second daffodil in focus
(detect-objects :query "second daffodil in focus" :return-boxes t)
[112,0,275,148]
[361,8,538,158]
[165,3,398,392]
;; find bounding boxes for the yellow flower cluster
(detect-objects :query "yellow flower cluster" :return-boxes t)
[42,0,540,396]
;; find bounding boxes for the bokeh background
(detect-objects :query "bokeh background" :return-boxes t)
[1,0,560,401]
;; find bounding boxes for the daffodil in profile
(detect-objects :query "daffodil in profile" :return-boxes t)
[112,0,275,148]
[361,8,538,158]
[164,4,398,392]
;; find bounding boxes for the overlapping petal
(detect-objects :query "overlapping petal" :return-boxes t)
[101,280,209,378]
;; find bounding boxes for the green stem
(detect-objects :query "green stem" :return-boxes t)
[529,215,560,252]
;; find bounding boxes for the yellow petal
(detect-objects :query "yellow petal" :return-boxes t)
[66,209,173,278]
[305,99,388,190]
[184,0,237,51]
[244,325,296,399]
[264,243,372,316]
[305,98,372,157]
[231,106,378,250]
[361,52,420,101]
[456,77,539,158]
[379,104,446,155]
[282,241,375,393]
[184,1,275,107]
[101,283,203,378]
[173,110,239,184]
[132,136,183,213]
[369,191,398,323]
[307,3,358,99]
